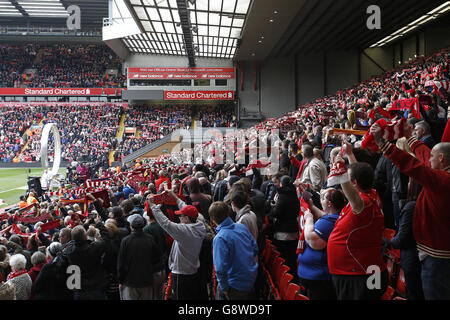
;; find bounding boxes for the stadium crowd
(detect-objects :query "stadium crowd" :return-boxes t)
[197,105,236,127]
[13,104,123,165]
[0,47,449,301]
[113,105,192,162]
[0,43,125,88]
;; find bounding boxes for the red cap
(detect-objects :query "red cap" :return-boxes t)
[175,205,198,219]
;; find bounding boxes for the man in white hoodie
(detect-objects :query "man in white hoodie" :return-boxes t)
[146,192,206,300]
[230,191,259,242]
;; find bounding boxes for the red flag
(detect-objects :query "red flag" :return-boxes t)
[40,220,61,233]
[389,97,421,119]
[91,189,111,208]
[152,191,177,206]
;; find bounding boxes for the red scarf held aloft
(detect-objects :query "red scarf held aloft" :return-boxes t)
[296,198,311,255]
[39,219,61,233]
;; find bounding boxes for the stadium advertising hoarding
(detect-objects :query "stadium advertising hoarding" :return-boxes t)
[0,88,123,96]
[128,67,235,80]
[164,90,234,100]
[0,102,128,107]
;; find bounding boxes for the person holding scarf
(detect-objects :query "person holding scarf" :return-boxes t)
[298,188,346,300]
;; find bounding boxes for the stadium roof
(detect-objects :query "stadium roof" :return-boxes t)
[122,0,252,61]
[0,0,107,31]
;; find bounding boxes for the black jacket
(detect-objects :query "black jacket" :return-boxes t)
[389,201,417,250]
[64,223,109,292]
[250,188,266,226]
[117,229,161,288]
[213,179,228,202]
[280,150,291,171]
[270,186,300,234]
[33,254,72,300]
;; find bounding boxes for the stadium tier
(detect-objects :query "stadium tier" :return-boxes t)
[0,0,449,306]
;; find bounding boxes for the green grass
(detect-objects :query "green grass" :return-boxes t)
[0,168,65,208]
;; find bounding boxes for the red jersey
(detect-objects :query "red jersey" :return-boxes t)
[327,189,386,275]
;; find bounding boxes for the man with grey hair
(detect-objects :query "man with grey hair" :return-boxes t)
[414,120,436,150]
[372,120,450,300]
[297,144,328,192]
[64,223,109,300]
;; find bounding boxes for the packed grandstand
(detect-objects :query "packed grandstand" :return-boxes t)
[0,39,449,301]
[0,0,450,303]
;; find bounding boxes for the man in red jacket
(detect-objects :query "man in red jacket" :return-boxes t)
[155,170,171,193]
[371,123,450,300]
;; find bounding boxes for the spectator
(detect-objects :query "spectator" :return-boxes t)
[147,194,206,300]
[298,188,346,300]
[34,242,71,300]
[372,123,450,300]
[64,224,109,300]
[297,144,328,192]
[327,158,387,300]
[414,121,436,150]
[187,177,212,221]
[143,208,168,300]
[388,178,425,300]
[230,191,259,241]
[6,254,31,300]
[209,201,258,300]
[118,214,161,300]
[28,251,46,300]
[269,175,300,281]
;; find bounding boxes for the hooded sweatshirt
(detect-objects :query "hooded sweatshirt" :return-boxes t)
[235,204,258,241]
[151,201,206,275]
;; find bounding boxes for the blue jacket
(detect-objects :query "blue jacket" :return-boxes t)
[123,186,136,199]
[213,217,258,292]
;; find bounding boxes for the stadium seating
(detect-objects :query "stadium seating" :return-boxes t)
[0,43,125,88]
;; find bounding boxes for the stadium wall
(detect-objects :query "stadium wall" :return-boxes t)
[260,56,296,118]
[0,162,69,168]
[236,61,260,114]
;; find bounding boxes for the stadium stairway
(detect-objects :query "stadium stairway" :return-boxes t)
[19,116,45,155]
[108,150,115,166]
[191,115,198,129]
[116,113,126,142]
[34,48,45,64]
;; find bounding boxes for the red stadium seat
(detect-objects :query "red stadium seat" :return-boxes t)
[274,264,290,288]
[396,268,407,298]
[284,283,301,300]
[261,265,281,300]
[279,272,293,300]
[262,242,275,266]
[381,286,396,300]
[269,255,285,277]
[295,292,310,300]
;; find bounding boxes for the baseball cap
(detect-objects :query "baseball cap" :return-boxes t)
[127,213,146,228]
[174,205,198,219]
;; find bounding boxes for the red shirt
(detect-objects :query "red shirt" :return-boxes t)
[384,143,450,258]
[327,189,386,275]
[155,177,171,192]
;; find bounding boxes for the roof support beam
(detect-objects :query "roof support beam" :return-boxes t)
[177,0,196,67]
[10,0,28,17]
